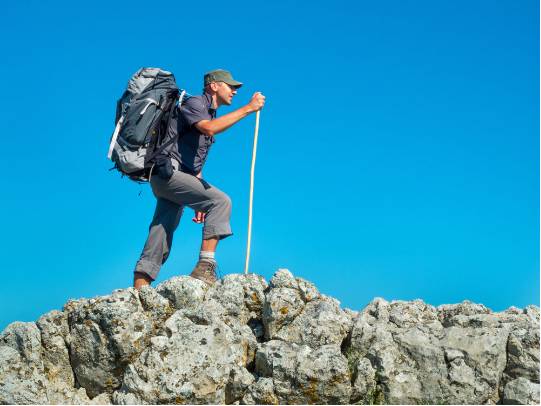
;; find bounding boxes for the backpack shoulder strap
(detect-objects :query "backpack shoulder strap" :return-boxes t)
[146,91,186,162]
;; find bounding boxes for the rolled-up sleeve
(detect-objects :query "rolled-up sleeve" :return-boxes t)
[181,97,208,128]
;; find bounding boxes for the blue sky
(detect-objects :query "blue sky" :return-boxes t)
[0,0,538,331]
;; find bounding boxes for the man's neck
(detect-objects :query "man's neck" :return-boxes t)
[206,91,220,109]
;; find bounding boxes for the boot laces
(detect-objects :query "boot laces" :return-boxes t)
[200,260,220,279]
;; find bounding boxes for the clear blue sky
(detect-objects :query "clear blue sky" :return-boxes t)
[1,0,538,331]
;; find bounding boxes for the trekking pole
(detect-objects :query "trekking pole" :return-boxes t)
[244,109,260,275]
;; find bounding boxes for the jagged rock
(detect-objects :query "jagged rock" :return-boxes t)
[113,305,248,404]
[262,268,349,348]
[155,275,208,311]
[241,377,279,405]
[350,357,377,404]
[205,273,268,325]
[271,296,352,348]
[36,310,74,388]
[36,310,97,404]
[347,298,449,404]
[437,300,492,326]
[441,324,508,403]
[0,322,49,404]
[263,273,306,340]
[343,307,360,320]
[524,305,540,323]
[197,275,267,364]
[225,365,256,404]
[346,297,540,405]
[0,269,539,405]
[138,285,174,328]
[268,268,297,288]
[255,340,351,404]
[0,321,106,404]
[499,307,540,404]
[504,323,540,383]
[503,377,540,405]
[66,288,152,397]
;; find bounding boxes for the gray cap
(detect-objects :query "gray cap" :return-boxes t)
[204,69,243,88]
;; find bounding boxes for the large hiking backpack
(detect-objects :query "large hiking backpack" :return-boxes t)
[107,67,186,182]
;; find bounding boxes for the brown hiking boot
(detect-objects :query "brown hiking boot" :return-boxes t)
[189,259,218,285]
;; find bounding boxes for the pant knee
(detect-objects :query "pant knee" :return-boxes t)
[215,193,232,211]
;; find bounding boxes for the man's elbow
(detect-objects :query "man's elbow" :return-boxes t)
[196,122,215,136]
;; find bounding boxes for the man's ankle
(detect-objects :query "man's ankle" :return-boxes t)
[134,272,152,290]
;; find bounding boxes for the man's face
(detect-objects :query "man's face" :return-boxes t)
[215,82,238,106]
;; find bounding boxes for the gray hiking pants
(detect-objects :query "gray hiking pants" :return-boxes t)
[133,162,232,281]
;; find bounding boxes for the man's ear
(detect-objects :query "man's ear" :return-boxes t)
[209,82,219,92]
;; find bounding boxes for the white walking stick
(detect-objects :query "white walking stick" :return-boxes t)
[244,110,260,275]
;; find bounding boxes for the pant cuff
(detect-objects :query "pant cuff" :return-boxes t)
[134,259,160,281]
[203,225,233,241]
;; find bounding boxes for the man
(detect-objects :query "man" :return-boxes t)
[133,69,265,289]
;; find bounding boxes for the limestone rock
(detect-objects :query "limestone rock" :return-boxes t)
[272,296,351,348]
[66,288,152,397]
[346,297,540,405]
[437,300,492,326]
[262,268,350,349]
[0,322,48,404]
[36,310,74,388]
[262,272,306,340]
[138,285,174,328]
[350,357,377,404]
[225,365,256,404]
[241,377,279,405]
[155,275,208,311]
[36,310,93,404]
[113,307,247,404]
[503,377,540,405]
[504,322,540,383]
[255,340,351,404]
[0,320,106,404]
[204,273,268,325]
[0,268,539,405]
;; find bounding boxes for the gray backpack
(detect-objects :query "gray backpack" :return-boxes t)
[107,67,186,182]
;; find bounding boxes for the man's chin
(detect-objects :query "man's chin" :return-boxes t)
[219,97,233,106]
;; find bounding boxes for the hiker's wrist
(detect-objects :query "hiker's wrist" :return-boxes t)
[243,104,255,114]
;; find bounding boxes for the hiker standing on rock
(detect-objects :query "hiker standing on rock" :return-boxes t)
[133,69,265,289]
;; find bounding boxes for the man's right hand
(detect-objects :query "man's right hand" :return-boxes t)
[247,92,265,112]
[196,91,266,137]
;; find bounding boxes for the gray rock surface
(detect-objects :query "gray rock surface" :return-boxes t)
[0,268,538,404]
[66,288,153,398]
[503,377,540,405]
[345,297,540,405]
[254,339,352,404]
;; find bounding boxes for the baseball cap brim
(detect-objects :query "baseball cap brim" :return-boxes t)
[224,79,243,88]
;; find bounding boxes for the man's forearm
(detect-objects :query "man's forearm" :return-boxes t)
[199,105,254,136]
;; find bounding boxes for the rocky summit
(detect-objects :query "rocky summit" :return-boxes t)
[0,269,539,405]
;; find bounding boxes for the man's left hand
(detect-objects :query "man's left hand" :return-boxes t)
[192,211,206,223]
